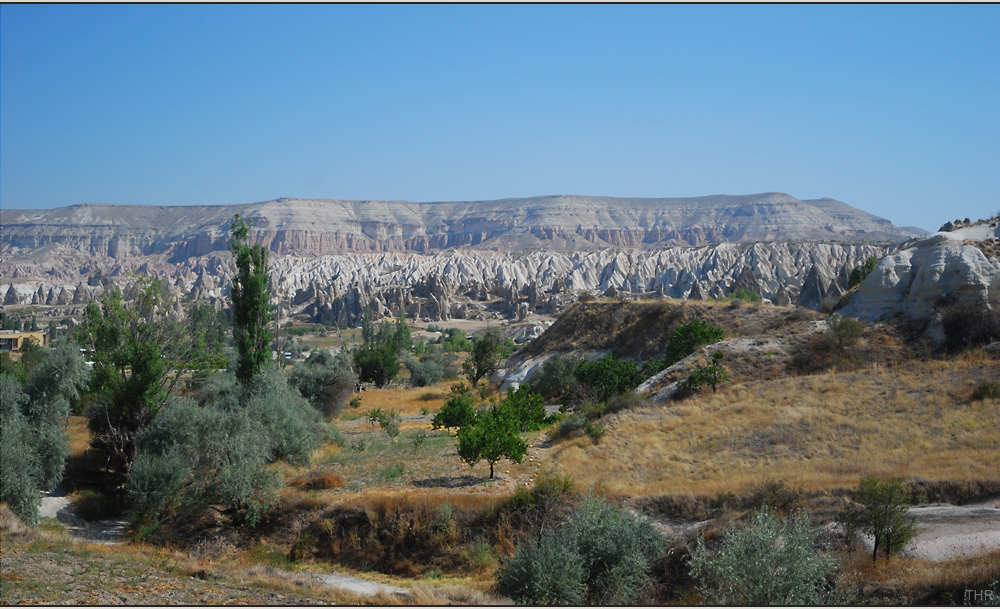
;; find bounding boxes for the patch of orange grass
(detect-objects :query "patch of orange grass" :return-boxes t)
[65,416,90,459]
[548,358,1000,498]
[289,470,346,490]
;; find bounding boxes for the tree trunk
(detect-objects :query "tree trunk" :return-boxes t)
[489,461,494,479]
[872,537,879,563]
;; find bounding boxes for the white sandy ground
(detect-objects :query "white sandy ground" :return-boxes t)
[856,498,1000,562]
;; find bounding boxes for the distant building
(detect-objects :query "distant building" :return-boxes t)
[0,330,49,351]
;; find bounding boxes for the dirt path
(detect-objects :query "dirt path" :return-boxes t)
[38,486,127,545]
[313,573,405,596]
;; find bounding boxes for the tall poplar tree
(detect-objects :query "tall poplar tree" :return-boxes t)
[230,214,273,384]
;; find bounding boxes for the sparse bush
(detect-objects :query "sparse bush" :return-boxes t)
[972,381,1000,401]
[746,479,802,514]
[688,507,843,605]
[366,407,401,440]
[680,351,729,394]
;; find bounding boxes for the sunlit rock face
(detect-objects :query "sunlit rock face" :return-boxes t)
[840,222,1000,336]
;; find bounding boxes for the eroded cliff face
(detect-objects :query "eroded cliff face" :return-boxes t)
[1,193,923,324]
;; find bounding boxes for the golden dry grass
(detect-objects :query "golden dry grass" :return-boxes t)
[548,355,1000,497]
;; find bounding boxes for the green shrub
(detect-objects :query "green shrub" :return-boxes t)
[551,413,587,441]
[848,256,879,289]
[688,507,843,605]
[129,370,324,525]
[662,319,725,366]
[584,420,606,442]
[0,344,90,526]
[972,381,1000,401]
[1,375,42,525]
[732,288,762,303]
[530,353,584,400]
[407,358,444,388]
[574,355,640,402]
[496,528,586,605]
[287,350,357,418]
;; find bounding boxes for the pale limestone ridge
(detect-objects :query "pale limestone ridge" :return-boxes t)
[1,193,923,258]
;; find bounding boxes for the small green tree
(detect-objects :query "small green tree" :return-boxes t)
[457,405,527,479]
[682,351,729,394]
[432,383,477,430]
[78,279,223,478]
[463,327,504,386]
[501,384,547,432]
[688,506,843,604]
[229,213,273,385]
[840,476,915,564]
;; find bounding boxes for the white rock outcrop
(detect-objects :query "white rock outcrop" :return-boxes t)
[841,222,1000,333]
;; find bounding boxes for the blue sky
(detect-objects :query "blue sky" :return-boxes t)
[1,4,997,231]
